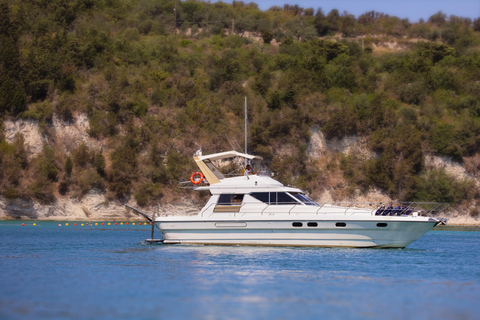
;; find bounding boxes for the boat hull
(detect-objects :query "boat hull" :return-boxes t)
[156,219,440,248]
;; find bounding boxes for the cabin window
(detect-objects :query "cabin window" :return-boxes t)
[307,222,318,227]
[292,222,303,227]
[250,192,299,205]
[218,194,244,205]
[377,223,388,228]
[249,192,269,203]
[277,192,298,204]
[335,222,347,227]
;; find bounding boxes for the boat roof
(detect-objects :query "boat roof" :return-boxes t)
[194,175,303,194]
[197,150,263,162]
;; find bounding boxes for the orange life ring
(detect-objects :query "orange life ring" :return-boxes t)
[190,172,204,184]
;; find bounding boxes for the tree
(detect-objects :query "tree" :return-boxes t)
[428,11,446,26]
[474,18,480,32]
[65,156,73,177]
[314,8,329,36]
[416,41,455,64]
[94,151,106,177]
[262,30,274,44]
[0,2,26,115]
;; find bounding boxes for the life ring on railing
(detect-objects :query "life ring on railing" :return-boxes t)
[190,172,204,184]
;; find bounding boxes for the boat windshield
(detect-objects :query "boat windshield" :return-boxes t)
[290,193,320,206]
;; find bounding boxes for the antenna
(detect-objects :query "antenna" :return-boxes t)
[225,134,236,151]
[245,96,248,165]
[232,138,243,153]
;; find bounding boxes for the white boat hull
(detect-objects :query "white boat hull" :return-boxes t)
[156,219,440,248]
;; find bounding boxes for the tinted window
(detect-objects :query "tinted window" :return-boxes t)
[377,223,388,227]
[292,222,303,227]
[335,222,347,227]
[218,194,244,205]
[277,192,298,205]
[250,192,298,205]
[307,222,318,227]
[250,192,269,203]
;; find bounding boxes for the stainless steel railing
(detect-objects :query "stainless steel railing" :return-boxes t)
[195,201,449,218]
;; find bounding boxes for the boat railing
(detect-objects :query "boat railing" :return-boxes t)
[200,201,449,217]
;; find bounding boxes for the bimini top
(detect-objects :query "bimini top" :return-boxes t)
[193,150,263,185]
[197,150,263,162]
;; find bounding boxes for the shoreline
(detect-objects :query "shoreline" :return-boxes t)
[1,217,478,227]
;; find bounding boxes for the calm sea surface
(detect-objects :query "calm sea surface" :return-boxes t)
[0,221,479,320]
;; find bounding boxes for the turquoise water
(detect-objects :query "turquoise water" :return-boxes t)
[1,221,479,320]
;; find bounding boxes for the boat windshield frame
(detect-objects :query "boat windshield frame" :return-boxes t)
[290,192,320,206]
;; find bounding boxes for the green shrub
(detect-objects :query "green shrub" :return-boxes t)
[88,110,117,138]
[123,28,140,41]
[29,180,55,204]
[415,169,475,204]
[429,123,463,160]
[179,39,192,47]
[65,156,73,177]
[134,182,163,207]
[72,143,93,168]
[21,101,53,123]
[3,187,20,199]
[73,168,103,195]
[94,152,106,177]
[322,106,358,139]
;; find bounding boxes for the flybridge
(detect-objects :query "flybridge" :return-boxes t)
[196,150,263,162]
[193,150,263,185]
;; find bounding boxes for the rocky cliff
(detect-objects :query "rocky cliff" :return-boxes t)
[1,115,479,225]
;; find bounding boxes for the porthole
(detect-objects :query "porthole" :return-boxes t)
[307,222,318,227]
[377,223,388,228]
[335,222,347,227]
[292,222,303,227]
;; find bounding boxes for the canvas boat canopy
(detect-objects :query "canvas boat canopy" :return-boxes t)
[194,150,263,185]
[197,151,263,162]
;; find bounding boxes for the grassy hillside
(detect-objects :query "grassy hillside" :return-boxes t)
[1,0,480,214]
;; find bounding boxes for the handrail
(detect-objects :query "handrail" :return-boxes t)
[196,201,450,217]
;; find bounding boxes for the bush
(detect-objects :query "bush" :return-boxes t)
[73,168,103,196]
[33,145,58,182]
[429,123,463,161]
[29,180,55,204]
[134,182,163,207]
[322,106,358,139]
[415,169,475,204]
[21,101,53,123]
[398,80,426,105]
[65,156,73,177]
[72,143,93,169]
[88,110,117,138]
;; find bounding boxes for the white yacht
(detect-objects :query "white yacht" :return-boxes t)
[152,150,447,248]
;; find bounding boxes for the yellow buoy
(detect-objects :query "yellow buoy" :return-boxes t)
[66,223,69,226]
[81,223,84,226]
[108,222,111,225]
[33,223,36,226]
[95,222,98,226]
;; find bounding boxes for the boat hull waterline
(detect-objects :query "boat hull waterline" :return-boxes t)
[157,219,441,248]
